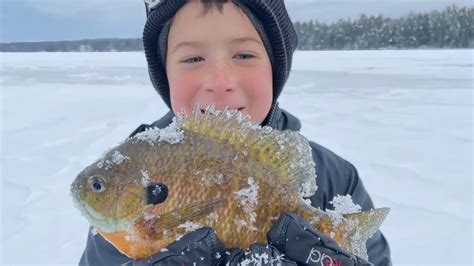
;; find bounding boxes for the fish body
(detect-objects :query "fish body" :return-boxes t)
[71,107,389,260]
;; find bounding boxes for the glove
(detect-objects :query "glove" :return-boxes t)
[130,227,226,266]
[223,244,297,266]
[267,212,373,266]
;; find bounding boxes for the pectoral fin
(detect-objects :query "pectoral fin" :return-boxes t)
[134,197,225,239]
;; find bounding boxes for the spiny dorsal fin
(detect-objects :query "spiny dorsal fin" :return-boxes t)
[176,105,317,197]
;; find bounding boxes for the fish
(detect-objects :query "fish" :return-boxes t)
[71,105,389,260]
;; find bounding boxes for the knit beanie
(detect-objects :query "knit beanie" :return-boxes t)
[143,0,298,121]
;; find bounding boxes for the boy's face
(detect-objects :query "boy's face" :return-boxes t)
[166,2,273,124]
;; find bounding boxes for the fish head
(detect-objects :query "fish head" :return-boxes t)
[71,151,147,233]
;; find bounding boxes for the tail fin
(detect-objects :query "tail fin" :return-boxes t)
[338,208,390,260]
[300,205,390,260]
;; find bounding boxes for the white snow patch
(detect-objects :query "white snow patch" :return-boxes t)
[178,221,201,233]
[134,121,184,145]
[239,252,285,265]
[96,150,129,170]
[214,173,224,185]
[302,198,313,207]
[330,194,362,214]
[141,170,150,186]
[326,194,362,225]
[300,178,317,198]
[134,127,161,144]
[207,212,219,222]
[111,150,129,164]
[158,120,184,144]
[234,177,259,231]
[142,212,156,222]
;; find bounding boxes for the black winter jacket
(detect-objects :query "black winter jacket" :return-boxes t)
[79,107,392,265]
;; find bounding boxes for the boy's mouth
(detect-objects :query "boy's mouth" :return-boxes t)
[200,107,244,114]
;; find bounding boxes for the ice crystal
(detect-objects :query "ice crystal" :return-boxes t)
[178,221,201,233]
[134,120,184,145]
[140,170,150,186]
[96,150,129,170]
[326,194,362,225]
[234,177,259,230]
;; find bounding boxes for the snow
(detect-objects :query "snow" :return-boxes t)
[90,228,98,236]
[140,170,150,186]
[234,177,259,230]
[1,50,472,265]
[329,195,362,215]
[96,150,129,170]
[178,221,201,233]
[111,150,129,165]
[133,120,184,145]
[133,127,161,144]
[326,194,362,225]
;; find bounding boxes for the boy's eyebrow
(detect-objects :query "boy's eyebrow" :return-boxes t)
[172,41,203,54]
[172,37,263,54]
[230,37,263,46]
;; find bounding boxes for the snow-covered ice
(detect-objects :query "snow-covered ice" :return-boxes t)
[1,50,472,265]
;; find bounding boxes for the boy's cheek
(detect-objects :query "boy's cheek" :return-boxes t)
[169,74,200,113]
[243,72,273,99]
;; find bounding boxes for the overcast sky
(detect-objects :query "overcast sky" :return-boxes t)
[1,0,472,42]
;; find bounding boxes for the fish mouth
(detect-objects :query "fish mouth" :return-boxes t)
[79,201,134,233]
[72,195,120,232]
[72,188,145,233]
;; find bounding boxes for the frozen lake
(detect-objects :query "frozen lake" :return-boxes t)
[1,49,472,265]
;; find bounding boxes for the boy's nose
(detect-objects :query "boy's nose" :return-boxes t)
[205,61,235,94]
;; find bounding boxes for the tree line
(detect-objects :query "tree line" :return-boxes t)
[294,5,473,50]
[0,38,143,52]
[1,5,472,52]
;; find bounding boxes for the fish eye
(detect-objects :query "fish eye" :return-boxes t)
[88,175,107,193]
[147,183,168,204]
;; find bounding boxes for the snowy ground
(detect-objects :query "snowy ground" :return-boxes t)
[1,50,472,265]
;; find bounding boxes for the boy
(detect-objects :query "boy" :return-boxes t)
[80,1,391,265]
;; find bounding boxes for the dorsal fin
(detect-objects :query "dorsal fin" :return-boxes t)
[176,105,317,197]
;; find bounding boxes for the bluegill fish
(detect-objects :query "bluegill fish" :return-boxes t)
[71,106,389,260]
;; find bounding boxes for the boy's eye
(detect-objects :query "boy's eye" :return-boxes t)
[234,53,256,60]
[182,56,204,64]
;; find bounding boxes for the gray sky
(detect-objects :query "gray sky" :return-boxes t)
[1,0,472,42]
[285,0,473,23]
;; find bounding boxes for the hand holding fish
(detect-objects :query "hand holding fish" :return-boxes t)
[130,227,225,265]
[130,212,372,266]
[267,212,373,266]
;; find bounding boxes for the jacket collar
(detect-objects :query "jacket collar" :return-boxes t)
[265,104,301,131]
